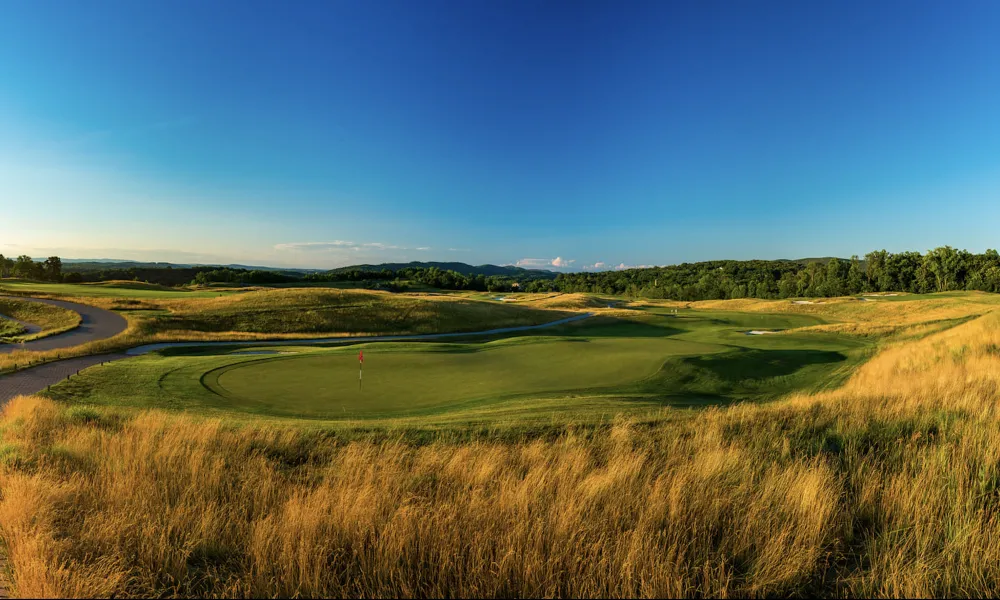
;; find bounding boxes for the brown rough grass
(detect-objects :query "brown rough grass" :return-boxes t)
[4,298,1000,596]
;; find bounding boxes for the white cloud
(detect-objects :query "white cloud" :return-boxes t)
[583,261,607,270]
[551,256,575,268]
[515,257,575,269]
[615,263,656,271]
[415,247,430,251]
[448,248,471,252]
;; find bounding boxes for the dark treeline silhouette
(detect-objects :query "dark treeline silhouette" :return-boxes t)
[305,266,558,293]
[555,247,1000,300]
[5,247,999,298]
[191,268,299,285]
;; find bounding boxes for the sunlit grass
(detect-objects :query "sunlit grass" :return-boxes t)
[4,291,1000,596]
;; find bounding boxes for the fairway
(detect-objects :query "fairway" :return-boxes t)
[47,306,870,422]
[0,280,240,299]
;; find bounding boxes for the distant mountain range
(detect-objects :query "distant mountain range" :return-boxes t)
[58,259,321,274]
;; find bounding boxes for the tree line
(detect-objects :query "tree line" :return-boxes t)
[555,247,1000,300]
[5,247,1000,299]
[0,255,63,281]
[305,266,558,293]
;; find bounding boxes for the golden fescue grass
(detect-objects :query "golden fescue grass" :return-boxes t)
[146,288,575,336]
[695,292,1000,330]
[5,310,1000,597]
[512,292,613,310]
[0,398,845,598]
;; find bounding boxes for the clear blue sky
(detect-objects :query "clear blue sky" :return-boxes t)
[1,0,998,270]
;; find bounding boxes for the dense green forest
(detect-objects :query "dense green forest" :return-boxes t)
[304,266,557,293]
[555,247,1000,300]
[5,247,1000,300]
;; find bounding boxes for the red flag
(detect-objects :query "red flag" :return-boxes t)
[359,349,364,364]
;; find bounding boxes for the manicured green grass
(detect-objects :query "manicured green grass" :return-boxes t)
[0,280,238,298]
[47,307,870,424]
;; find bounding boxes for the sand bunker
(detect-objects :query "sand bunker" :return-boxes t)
[746,330,781,335]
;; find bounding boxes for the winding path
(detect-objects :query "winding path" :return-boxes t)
[0,297,128,354]
[0,310,594,405]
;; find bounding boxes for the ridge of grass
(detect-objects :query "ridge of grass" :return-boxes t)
[0,298,81,343]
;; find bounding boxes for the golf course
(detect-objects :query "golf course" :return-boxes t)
[38,301,869,423]
[6,283,1000,598]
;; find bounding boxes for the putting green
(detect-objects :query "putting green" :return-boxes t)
[202,336,722,417]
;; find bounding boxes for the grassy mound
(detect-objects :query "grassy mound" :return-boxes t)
[84,280,184,292]
[148,289,575,336]
[0,298,81,342]
[521,292,616,310]
[0,317,24,338]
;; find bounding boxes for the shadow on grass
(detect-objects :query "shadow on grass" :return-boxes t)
[683,348,847,382]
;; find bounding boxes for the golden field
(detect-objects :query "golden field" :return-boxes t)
[2,293,1000,597]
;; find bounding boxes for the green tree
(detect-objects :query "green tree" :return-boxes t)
[846,256,864,294]
[825,258,846,296]
[43,256,62,282]
[778,272,797,298]
[925,246,966,292]
[14,255,34,278]
[864,250,888,292]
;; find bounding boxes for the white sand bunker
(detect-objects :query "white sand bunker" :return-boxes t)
[792,300,826,305]
[230,350,297,355]
[863,293,899,297]
[746,330,781,335]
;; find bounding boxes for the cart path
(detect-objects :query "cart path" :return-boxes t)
[0,297,127,354]
[0,312,595,405]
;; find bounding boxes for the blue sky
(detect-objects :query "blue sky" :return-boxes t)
[1,0,999,270]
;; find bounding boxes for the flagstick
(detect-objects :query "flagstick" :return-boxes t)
[359,362,363,392]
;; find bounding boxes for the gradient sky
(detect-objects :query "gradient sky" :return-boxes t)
[1,0,999,270]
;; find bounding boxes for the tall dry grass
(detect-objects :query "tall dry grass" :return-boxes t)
[3,309,1000,596]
